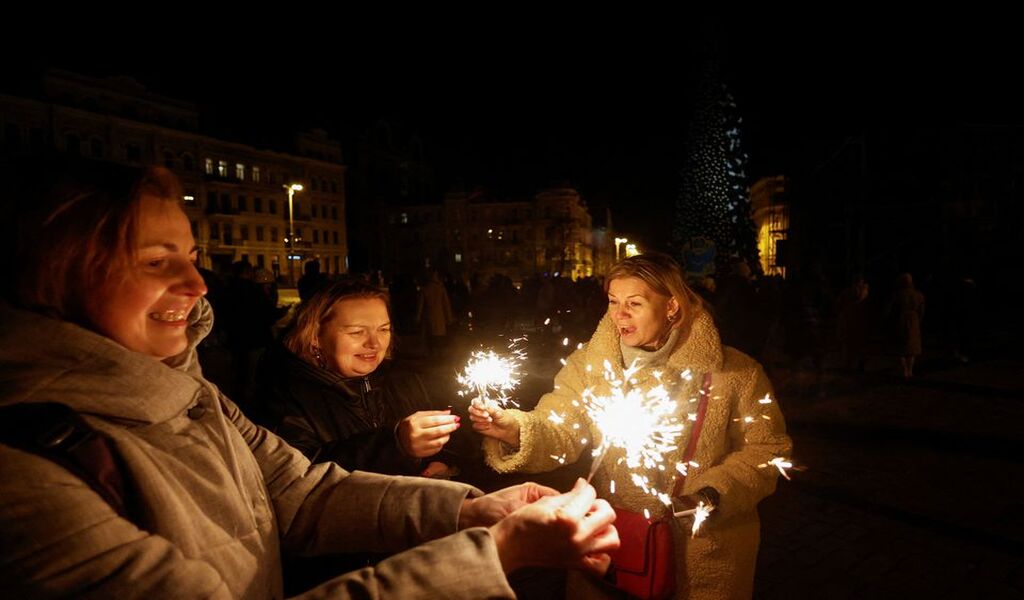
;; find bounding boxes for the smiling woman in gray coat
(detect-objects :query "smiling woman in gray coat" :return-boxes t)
[0,157,618,599]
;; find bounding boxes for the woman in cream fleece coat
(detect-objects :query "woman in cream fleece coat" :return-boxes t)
[471,254,793,599]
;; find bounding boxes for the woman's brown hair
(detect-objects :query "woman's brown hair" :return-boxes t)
[1,156,182,324]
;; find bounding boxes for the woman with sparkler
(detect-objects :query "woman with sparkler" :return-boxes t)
[471,253,793,600]
[253,278,461,479]
[0,157,620,598]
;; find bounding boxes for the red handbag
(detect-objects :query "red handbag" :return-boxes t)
[605,373,711,600]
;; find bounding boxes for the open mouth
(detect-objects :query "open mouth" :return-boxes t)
[619,326,636,336]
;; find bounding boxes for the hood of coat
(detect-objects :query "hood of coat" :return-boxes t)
[0,298,213,425]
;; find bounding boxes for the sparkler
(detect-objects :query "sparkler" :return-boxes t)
[457,338,526,410]
[759,456,793,480]
[673,501,714,537]
[579,361,684,503]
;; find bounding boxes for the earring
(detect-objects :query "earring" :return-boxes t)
[312,346,326,369]
[667,312,678,323]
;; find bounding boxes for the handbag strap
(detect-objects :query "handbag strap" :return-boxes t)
[0,402,132,520]
[670,372,712,499]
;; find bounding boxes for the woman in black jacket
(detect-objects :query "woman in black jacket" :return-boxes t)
[255,278,461,477]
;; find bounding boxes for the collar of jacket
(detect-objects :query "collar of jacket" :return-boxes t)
[0,300,212,426]
[585,309,724,375]
[270,341,384,398]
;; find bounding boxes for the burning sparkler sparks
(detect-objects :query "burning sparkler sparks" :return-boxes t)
[759,456,793,480]
[579,361,684,502]
[673,502,714,537]
[457,338,526,410]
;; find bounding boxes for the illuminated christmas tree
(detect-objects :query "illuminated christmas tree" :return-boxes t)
[675,63,760,276]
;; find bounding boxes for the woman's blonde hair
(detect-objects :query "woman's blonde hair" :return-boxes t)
[284,278,392,367]
[605,252,706,337]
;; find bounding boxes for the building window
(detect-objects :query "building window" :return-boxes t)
[223,225,233,245]
[217,160,228,177]
[163,149,175,169]
[205,158,213,174]
[332,206,338,220]
[254,197,262,213]
[256,226,264,241]
[238,195,247,211]
[209,222,220,240]
[333,231,339,245]
[311,178,318,192]
[271,227,279,242]
[221,193,230,211]
[206,191,217,211]
[400,212,408,224]
[182,153,195,171]
[235,163,245,180]
[257,254,265,268]
[240,225,249,241]
[313,229,320,244]
[269,199,277,214]
[253,166,261,183]
[331,181,338,193]
[455,253,462,263]
[183,193,195,205]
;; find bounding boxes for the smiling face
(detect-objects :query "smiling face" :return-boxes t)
[607,276,680,351]
[317,297,392,377]
[84,194,207,359]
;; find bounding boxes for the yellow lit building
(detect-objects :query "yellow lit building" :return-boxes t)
[0,70,348,283]
[750,175,789,277]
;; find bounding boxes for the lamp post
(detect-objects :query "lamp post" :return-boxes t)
[625,243,639,258]
[284,183,303,286]
[614,237,628,262]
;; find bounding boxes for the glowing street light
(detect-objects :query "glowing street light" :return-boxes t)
[284,183,303,285]
[615,237,628,262]
[625,243,639,258]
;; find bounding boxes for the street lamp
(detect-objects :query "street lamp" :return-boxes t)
[284,183,303,286]
[614,237,628,262]
[625,243,639,258]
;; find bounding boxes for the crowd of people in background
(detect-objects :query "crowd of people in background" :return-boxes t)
[202,255,977,409]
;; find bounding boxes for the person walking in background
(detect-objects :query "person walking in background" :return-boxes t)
[888,272,926,379]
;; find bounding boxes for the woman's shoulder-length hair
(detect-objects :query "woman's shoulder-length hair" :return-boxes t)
[1,155,182,324]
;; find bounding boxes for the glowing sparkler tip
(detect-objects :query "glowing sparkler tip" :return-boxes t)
[760,457,794,480]
[691,502,714,537]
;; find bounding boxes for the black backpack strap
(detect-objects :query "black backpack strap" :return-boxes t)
[0,402,130,520]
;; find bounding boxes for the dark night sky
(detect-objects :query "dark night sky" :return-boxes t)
[4,17,1021,250]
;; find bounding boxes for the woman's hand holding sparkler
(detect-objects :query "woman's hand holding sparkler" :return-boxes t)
[397,409,460,458]
[468,398,521,447]
[488,478,620,576]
